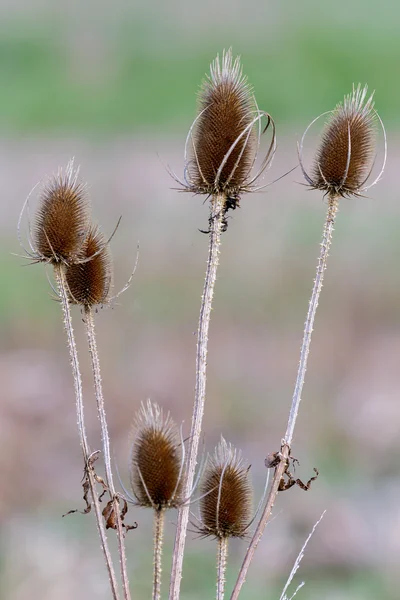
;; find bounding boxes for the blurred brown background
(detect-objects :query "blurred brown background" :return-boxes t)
[1,1,400,599]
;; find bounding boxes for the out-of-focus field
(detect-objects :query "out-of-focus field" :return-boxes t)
[1,2,400,599]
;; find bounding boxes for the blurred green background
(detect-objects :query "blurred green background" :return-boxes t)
[1,1,400,599]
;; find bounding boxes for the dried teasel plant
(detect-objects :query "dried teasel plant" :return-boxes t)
[169,48,276,600]
[63,220,138,600]
[19,160,125,600]
[231,85,387,600]
[20,158,91,266]
[66,225,113,307]
[126,401,185,600]
[196,438,252,600]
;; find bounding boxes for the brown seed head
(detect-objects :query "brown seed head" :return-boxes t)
[65,225,113,306]
[199,437,252,539]
[130,401,184,511]
[187,49,258,196]
[305,85,377,198]
[33,159,90,264]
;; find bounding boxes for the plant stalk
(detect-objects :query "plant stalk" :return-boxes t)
[153,509,165,600]
[54,264,120,600]
[230,195,339,600]
[169,194,225,600]
[217,538,229,600]
[84,305,131,600]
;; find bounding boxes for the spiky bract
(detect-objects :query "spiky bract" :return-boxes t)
[66,225,113,306]
[309,85,377,197]
[199,438,252,539]
[130,401,183,511]
[33,159,90,264]
[187,49,258,196]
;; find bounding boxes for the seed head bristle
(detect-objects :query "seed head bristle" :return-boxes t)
[65,225,113,306]
[130,400,184,511]
[199,437,252,539]
[310,84,377,197]
[188,49,257,196]
[33,159,90,264]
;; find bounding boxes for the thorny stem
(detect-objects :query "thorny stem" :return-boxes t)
[153,510,165,600]
[169,194,225,600]
[285,196,339,445]
[54,265,120,600]
[230,196,339,600]
[84,306,132,600]
[217,538,229,600]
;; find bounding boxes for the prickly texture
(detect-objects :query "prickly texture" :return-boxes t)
[199,438,252,539]
[66,225,113,306]
[312,85,376,197]
[130,401,183,511]
[189,49,256,195]
[34,159,90,263]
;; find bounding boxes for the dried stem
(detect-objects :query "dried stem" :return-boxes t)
[153,509,165,600]
[217,538,229,600]
[54,264,120,600]
[84,305,131,600]
[230,195,339,600]
[285,195,339,445]
[169,193,225,600]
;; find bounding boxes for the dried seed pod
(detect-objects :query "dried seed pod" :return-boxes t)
[130,401,184,511]
[189,49,257,196]
[199,437,252,539]
[33,159,90,264]
[65,225,113,306]
[173,49,275,201]
[301,85,378,198]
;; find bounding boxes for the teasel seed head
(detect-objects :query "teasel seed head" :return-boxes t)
[199,437,252,540]
[130,400,184,511]
[32,159,90,264]
[299,85,386,198]
[65,225,113,306]
[173,49,276,198]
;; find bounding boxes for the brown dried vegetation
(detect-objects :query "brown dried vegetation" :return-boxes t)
[305,85,378,198]
[189,51,257,196]
[33,160,90,264]
[66,226,113,306]
[130,401,184,511]
[199,438,252,539]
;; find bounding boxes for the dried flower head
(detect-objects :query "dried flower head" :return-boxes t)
[65,225,113,306]
[199,437,252,539]
[173,49,275,198]
[299,84,386,198]
[32,159,90,264]
[130,401,184,511]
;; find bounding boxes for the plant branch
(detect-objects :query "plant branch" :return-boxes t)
[217,538,229,600]
[153,509,165,600]
[230,195,339,600]
[285,196,339,445]
[84,305,131,600]
[169,194,225,600]
[54,264,120,600]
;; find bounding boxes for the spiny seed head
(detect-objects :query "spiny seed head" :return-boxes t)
[187,49,257,196]
[307,85,378,198]
[199,437,252,540]
[33,159,90,264]
[65,225,113,306]
[130,400,183,511]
